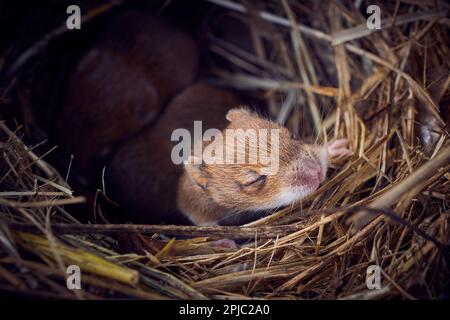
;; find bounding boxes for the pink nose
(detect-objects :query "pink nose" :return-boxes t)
[303,158,324,182]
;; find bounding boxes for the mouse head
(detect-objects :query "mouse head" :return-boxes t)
[183,107,328,213]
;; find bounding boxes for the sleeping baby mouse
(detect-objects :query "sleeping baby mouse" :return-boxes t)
[177,108,351,226]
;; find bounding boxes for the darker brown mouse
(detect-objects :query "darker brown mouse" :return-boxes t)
[105,83,240,224]
[58,11,199,177]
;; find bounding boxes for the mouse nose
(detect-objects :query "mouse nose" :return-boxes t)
[288,158,324,188]
[303,158,324,182]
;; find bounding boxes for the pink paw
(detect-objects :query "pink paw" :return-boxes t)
[209,239,238,249]
[327,139,352,159]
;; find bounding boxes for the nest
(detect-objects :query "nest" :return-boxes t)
[1,0,449,299]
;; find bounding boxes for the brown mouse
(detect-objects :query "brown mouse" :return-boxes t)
[58,11,199,177]
[177,108,351,226]
[105,83,241,224]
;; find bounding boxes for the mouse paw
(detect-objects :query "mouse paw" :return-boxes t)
[327,139,352,159]
[209,239,238,249]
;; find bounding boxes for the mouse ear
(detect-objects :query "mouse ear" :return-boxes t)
[226,106,252,122]
[184,156,210,189]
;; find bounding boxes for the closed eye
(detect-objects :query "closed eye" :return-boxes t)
[242,175,267,187]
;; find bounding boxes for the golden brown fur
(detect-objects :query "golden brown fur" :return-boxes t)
[177,108,330,226]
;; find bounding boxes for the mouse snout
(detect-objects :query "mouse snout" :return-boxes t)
[286,158,324,188]
[303,158,324,181]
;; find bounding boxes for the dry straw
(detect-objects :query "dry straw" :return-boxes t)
[0,0,449,299]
